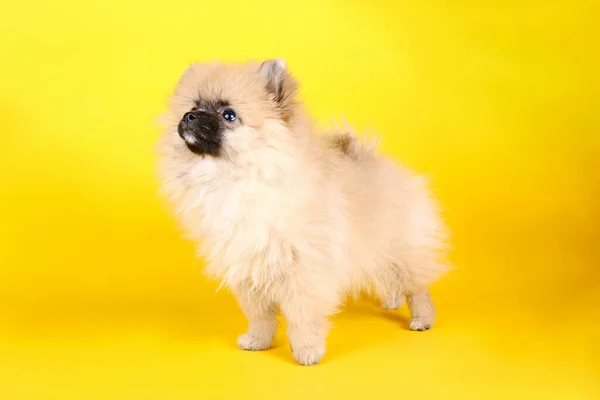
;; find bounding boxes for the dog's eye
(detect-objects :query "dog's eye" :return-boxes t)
[222,108,237,122]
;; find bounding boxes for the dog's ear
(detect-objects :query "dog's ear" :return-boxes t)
[258,59,298,118]
[258,59,287,99]
[179,63,198,83]
[174,63,206,98]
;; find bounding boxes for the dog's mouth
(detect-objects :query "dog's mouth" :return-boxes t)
[179,128,222,156]
[177,115,223,156]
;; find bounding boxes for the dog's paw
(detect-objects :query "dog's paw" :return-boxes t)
[409,317,433,331]
[237,333,272,351]
[292,346,325,366]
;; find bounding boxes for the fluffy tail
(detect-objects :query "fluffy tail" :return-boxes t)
[321,119,380,163]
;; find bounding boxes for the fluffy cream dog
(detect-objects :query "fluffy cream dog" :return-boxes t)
[156,59,450,366]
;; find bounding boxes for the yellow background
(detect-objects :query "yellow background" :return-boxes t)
[1,0,598,398]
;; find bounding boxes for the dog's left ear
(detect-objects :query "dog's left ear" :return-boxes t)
[258,59,298,118]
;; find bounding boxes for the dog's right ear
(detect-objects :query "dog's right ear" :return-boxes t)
[178,63,201,84]
[173,63,211,101]
[258,59,298,119]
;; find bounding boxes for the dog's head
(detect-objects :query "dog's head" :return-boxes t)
[164,59,302,159]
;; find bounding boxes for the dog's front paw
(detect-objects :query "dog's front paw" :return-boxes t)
[237,333,272,351]
[292,346,325,366]
[409,317,433,331]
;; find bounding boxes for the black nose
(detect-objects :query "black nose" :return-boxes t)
[183,112,197,124]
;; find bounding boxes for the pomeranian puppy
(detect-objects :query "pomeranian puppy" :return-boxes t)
[156,59,450,366]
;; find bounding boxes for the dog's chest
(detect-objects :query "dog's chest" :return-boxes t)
[180,169,297,286]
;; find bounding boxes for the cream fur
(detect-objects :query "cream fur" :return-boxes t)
[156,60,450,365]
